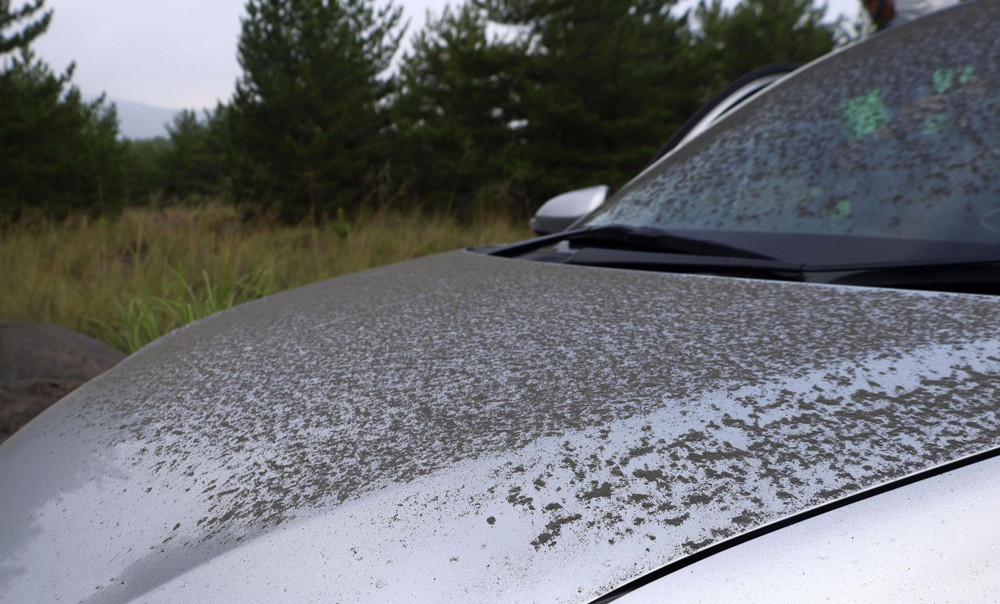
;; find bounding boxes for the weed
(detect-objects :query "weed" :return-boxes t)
[0,202,530,352]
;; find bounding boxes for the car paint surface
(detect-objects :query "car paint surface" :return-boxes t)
[1,250,999,602]
[614,451,1000,603]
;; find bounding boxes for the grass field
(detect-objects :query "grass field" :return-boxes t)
[1,203,531,353]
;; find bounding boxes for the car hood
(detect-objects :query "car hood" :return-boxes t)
[2,250,999,602]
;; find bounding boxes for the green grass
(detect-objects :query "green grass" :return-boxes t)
[0,203,531,352]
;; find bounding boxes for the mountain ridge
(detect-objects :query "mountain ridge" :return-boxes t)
[107,98,187,140]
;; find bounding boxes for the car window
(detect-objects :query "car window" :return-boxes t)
[582,1,1000,262]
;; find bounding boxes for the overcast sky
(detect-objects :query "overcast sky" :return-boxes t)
[30,0,862,110]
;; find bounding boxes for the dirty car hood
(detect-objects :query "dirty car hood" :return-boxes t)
[2,250,999,602]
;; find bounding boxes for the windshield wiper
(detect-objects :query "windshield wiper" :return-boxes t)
[558,247,1000,292]
[486,224,776,260]
[483,226,1000,292]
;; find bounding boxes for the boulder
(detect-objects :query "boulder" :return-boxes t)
[0,322,125,444]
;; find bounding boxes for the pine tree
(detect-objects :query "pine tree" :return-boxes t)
[163,109,228,198]
[229,0,404,221]
[0,0,50,57]
[472,0,701,206]
[392,4,530,215]
[0,0,125,220]
[693,0,838,93]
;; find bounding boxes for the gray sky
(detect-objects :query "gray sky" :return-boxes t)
[30,0,861,111]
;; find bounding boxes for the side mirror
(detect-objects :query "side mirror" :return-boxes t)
[529,185,610,235]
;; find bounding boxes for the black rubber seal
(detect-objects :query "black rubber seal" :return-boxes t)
[647,63,800,165]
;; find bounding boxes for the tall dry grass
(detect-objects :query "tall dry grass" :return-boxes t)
[1,203,531,352]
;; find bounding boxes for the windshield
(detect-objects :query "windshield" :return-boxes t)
[581,1,1000,264]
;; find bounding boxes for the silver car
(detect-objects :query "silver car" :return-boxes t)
[2,2,999,601]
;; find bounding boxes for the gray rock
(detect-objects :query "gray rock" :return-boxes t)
[0,322,125,443]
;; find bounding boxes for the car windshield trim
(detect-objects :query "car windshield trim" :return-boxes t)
[484,224,776,261]
[639,62,801,179]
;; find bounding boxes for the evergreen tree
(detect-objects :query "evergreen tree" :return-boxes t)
[164,108,228,198]
[392,4,530,215]
[123,136,172,200]
[0,0,49,56]
[0,0,125,220]
[229,0,404,221]
[473,0,700,206]
[693,0,838,93]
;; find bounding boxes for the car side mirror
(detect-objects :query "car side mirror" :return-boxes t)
[529,185,610,235]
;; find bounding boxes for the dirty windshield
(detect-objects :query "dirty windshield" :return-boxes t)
[582,2,1000,262]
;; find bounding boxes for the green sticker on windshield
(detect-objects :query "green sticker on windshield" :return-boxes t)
[933,68,955,94]
[840,89,890,141]
[830,200,852,218]
[959,65,975,84]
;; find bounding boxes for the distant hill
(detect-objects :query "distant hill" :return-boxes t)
[109,99,184,140]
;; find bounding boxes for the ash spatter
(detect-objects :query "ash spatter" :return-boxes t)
[488,344,1000,554]
[14,249,1000,594]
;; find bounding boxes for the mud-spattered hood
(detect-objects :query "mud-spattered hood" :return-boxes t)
[2,250,999,602]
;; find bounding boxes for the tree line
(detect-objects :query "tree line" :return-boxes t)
[1,0,846,223]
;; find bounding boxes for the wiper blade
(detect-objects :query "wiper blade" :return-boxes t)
[486,224,775,260]
[484,228,1000,292]
[559,247,999,292]
[557,247,804,282]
